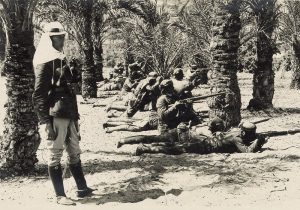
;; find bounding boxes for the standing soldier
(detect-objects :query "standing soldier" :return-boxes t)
[32,22,93,205]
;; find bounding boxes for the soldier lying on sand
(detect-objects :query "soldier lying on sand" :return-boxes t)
[117,119,268,156]
[104,111,158,133]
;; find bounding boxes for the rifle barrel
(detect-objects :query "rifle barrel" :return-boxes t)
[259,129,300,137]
[189,92,226,101]
[251,118,271,124]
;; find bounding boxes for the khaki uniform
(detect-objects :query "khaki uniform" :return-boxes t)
[119,127,267,155]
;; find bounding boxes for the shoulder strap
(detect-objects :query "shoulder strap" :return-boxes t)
[52,60,55,85]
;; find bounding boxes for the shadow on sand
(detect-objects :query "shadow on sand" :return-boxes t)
[1,150,300,205]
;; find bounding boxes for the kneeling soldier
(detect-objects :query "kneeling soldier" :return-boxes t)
[157,79,201,134]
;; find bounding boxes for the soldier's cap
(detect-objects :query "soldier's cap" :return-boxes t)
[44,22,67,36]
[173,68,183,75]
[209,117,224,128]
[177,122,189,131]
[114,65,120,70]
[191,64,198,70]
[159,79,173,89]
[128,62,141,70]
[240,122,257,132]
[148,72,158,78]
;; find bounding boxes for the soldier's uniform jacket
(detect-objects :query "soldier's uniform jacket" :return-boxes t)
[32,58,79,124]
[156,94,200,133]
[210,128,265,153]
[156,94,181,132]
[122,78,137,92]
[180,128,266,154]
[171,78,193,99]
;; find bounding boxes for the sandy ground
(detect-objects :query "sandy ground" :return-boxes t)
[1,72,300,210]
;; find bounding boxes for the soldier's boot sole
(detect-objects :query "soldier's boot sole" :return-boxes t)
[56,196,76,205]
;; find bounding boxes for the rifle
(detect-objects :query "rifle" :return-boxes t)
[258,129,300,138]
[252,118,271,124]
[195,117,271,128]
[178,92,226,104]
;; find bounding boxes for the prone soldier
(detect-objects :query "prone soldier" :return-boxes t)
[118,120,268,155]
[104,110,158,133]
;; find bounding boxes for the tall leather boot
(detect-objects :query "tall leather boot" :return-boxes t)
[48,164,75,205]
[69,161,94,198]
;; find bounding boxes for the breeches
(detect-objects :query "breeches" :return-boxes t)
[43,118,82,167]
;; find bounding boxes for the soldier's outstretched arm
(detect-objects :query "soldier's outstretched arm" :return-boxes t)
[234,135,267,153]
[157,96,178,120]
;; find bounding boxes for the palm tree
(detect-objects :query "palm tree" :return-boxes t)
[92,10,105,82]
[208,0,242,128]
[117,0,186,76]
[174,0,214,68]
[92,0,118,82]
[0,0,40,172]
[80,0,97,98]
[280,0,300,89]
[245,0,280,109]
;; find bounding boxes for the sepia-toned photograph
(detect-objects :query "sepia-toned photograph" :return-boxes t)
[0,0,300,209]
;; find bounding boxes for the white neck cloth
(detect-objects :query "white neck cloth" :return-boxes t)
[33,33,66,67]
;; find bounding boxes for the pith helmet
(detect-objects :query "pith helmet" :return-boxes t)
[44,22,67,36]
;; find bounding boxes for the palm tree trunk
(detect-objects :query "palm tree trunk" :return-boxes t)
[81,0,97,98]
[248,0,277,109]
[0,22,6,76]
[94,41,104,82]
[0,23,5,61]
[250,32,275,108]
[208,0,242,128]
[290,36,300,89]
[92,10,104,82]
[0,18,40,171]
